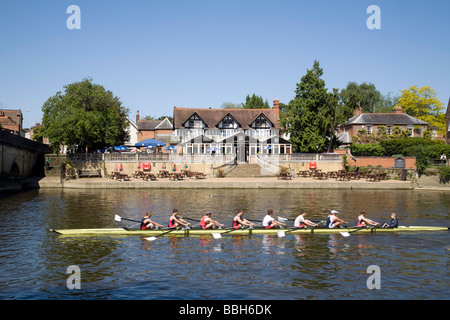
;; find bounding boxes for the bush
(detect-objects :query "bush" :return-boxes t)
[439,166,450,184]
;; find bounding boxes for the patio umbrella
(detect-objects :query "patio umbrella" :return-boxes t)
[135,138,166,148]
[207,147,220,152]
[165,146,176,150]
[173,163,177,171]
[115,146,127,151]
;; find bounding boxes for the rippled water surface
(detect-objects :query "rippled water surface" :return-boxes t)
[0,188,449,300]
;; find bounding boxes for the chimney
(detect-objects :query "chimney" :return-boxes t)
[394,105,403,114]
[136,110,140,123]
[273,99,280,120]
[353,102,363,117]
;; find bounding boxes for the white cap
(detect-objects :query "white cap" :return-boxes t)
[331,210,338,214]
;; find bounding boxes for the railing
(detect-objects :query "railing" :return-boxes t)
[255,155,280,175]
[68,152,342,164]
[69,152,237,164]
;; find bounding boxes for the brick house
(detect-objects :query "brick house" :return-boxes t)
[135,111,174,146]
[0,109,23,136]
[337,105,428,145]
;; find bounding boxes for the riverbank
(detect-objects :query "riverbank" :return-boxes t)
[34,175,418,190]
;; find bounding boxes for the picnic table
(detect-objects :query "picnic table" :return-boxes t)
[366,172,387,182]
[142,173,157,181]
[312,171,328,180]
[277,172,292,180]
[336,171,350,181]
[158,170,170,178]
[109,172,130,181]
[297,170,309,177]
[181,169,192,177]
[191,172,207,179]
[169,172,184,181]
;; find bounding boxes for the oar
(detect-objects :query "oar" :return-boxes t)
[277,221,326,238]
[145,222,201,241]
[145,228,182,241]
[115,214,140,224]
[340,226,373,237]
[211,227,244,239]
[212,223,259,239]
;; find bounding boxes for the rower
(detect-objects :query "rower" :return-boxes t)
[262,209,285,229]
[232,210,255,229]
[356,211,380,227]
[200,211,224,229]
[141,211,163,230]
[168,209,191,229]
[326,210,348,228]
[382,212,398,228]
[294,211,318,228]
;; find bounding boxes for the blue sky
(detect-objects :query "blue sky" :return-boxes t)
[1,0,449,129]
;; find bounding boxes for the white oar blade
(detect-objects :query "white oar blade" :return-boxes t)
[145,237,157,241]
[277,217,288,223]
[114,214,122,222]
[212,233,222,239]
[340,232,350,237]
[277,230,286,238]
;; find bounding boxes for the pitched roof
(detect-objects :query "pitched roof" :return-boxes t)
[138,117,173,131]
[173,107,280,130]
[345,113,428,126]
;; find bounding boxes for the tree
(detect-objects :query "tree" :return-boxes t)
[398,85,445,134]
[42,78,129,153]
[220,102,243,109]
[340,82,399,115]
[242,94,270,109]
[280,60,334,153]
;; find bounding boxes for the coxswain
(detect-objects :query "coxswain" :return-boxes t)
[262,209,285,229]
[382,212,398,228]
[168,209,190,229]
[294,211,319,228]
[356,211,380,227]
[141,211,163,230]
[326,210,348,228]
[232,210,254,229]
[200,211,224,229]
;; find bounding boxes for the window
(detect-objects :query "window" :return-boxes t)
[252,114,272,129]
[407,125,414,137]
[366,125,372,136]
[184,114,205,129]
[386,125,392,135]
[218,114,239,129]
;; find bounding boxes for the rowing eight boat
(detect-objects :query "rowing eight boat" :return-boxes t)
[50,226,449,237]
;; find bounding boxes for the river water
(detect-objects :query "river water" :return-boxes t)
[0,187,449,300]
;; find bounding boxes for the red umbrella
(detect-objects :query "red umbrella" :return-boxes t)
[120,163,123,172]
[173,163,177,172]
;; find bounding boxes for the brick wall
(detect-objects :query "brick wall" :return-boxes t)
[347,156,416,169]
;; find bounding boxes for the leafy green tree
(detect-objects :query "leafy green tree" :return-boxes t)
[280,60,334,152]
[340,82,399,115]
[242,94,270,109]
[42,78,129,153]
[220,102,243,109]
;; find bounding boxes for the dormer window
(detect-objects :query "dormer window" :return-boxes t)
[184,114,205,129]
[218,114,239,129]
[251,114,272,129]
